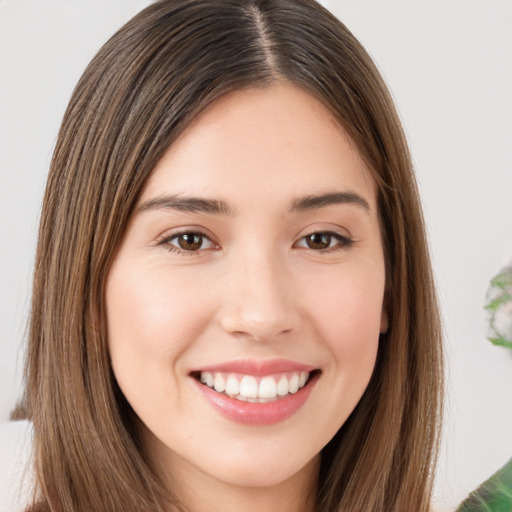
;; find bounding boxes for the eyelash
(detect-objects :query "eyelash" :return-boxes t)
[157,230,217,255]
[157,230,355,255]
[295,230,355,253]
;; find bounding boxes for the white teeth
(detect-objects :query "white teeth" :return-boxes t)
[225,375,240,395]
[288,374,300,394]
[258,376,277,399]
[213,373,226,393]
[197,370,312,401]
[200,372,214,387]
[277,375,289,396]
[239,376,258,398]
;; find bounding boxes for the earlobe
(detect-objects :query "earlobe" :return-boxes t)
[380,312,388,334]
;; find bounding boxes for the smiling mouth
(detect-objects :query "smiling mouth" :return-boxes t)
[190,370,320,403]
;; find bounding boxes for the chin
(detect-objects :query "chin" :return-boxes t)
[199,445,320,490]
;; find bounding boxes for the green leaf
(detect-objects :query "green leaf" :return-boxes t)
[490,271,512,290]
[488,336,512,350]
[456,458,512,512]
[485,295,512,312]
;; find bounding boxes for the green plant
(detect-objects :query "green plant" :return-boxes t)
[485,263,512,350]
[456,263,512,512]
[457,458,512,512]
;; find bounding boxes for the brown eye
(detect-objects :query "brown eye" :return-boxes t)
[176,233,203,250]
[305,233,332,250]
[295,231,354,252]
[164,232,215,252]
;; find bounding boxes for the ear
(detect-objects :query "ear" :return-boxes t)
[380,296,389,334]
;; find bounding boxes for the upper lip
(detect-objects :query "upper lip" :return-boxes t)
[190,358,318,376]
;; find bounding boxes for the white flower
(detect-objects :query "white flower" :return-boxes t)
[494,301,512,341]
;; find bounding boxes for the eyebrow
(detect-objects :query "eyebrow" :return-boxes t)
[136,195,231,215]
[291,191,370,212]
[136,190,370,217]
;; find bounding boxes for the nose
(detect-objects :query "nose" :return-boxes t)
[218,249,301,343]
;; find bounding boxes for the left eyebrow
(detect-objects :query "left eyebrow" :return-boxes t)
[291,191,370,213]
[136,195,232,215]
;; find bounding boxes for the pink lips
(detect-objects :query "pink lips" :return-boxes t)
[190,358,320,426]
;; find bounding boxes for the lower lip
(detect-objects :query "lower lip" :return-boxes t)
[192,372,319,426]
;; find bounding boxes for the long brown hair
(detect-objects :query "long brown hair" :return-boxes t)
[24,1,443,510]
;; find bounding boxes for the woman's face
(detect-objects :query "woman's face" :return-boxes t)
[106,84,387,496]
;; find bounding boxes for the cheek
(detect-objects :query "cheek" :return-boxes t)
[295,262,384,440]
[303,264,384,364]
[105,262,213,381]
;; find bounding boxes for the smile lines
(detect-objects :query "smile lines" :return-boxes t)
[195,371,312,403]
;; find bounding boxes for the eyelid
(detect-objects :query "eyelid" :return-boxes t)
[294,229,355,252]
[154,225,355,255]
[156,227,219,254]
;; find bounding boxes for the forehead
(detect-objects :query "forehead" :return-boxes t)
[141,84,376,210]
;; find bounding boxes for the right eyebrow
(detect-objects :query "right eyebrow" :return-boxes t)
[136,195,232,215]
[291,191,370,213]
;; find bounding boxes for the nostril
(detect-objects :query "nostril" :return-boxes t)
[217,285,301,342]
[219,315,300,343]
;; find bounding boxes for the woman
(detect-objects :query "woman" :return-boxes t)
[24,0,443,511]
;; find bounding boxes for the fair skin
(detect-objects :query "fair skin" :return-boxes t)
[106,84,387,512]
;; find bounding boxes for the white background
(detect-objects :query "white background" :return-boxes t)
[1,1,511,511]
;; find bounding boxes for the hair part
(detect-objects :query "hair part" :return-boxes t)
[24,1,443,511]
